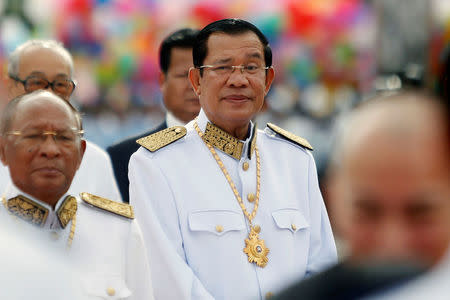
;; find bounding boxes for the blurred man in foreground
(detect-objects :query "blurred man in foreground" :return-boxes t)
[5,39,121,201]
[275,91,450,299]
[107,28,199,202]
[0,91,154,299]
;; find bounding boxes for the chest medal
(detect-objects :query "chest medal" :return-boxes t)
[244,225,269,267]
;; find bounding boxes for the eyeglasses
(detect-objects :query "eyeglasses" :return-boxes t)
[9,75,76,98]
[5,128,84,147]
[197,64,271,77]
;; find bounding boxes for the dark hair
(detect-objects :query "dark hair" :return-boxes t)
[193,18,272,72]
[438,45,449,105]
[159,28,200,74]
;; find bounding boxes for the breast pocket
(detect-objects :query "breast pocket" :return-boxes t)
[188,209,245,236]
[272,208,309,233]
[82,275,132,299]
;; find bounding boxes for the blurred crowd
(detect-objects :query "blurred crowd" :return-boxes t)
[1,0,448,173]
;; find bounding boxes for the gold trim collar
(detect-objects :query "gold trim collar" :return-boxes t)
[3,195,77,229]
[201,122,257,160]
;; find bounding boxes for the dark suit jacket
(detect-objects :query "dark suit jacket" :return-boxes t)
[273,261,424,300]
[107,121,167,203]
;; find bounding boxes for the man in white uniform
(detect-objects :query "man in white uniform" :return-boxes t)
[130,18,337,300]
[4,39,121,201]
[0,90,154,299]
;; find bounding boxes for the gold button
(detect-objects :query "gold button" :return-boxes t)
[291,224,297,231]
[247,193,255,202]
[215,225,223,233]
[242,162,249,171]
[175,127,181,133]
[106,287,116,296]
[266,291,274,299]
[253,225,261,233]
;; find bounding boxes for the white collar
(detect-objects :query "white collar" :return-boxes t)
[166,111,187,128]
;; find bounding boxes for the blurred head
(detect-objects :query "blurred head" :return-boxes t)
[329,91,450,267]
[0,90,86,207]
[7,40,75,101]
[159,28,200,123]
[189,18,274,134]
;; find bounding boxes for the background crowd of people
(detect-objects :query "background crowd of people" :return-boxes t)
[1,0,448,176]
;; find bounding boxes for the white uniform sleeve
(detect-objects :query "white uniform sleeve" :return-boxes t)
[129,148,214,300]
[126,220,155,300]
[305,152,338,276]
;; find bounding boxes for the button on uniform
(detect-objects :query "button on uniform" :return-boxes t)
[247,193,255,202]
[215,225,224,233]
[242,162,249,171]
[291,224,297,231]
[106,287,116,296]
[266,291,274,299]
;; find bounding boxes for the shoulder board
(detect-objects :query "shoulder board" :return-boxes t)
[80,192,134,219]
[136,126,186,152]
[266,123,313,151]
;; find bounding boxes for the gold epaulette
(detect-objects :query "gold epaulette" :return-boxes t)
[136,126,186,152]
[80,192,134,219]
[266,123,313,151]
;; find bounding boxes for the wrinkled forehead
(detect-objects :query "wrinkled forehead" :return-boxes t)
[12,96,77,129]
[205,32,265,61]
[342,139,450,211]
[18,46,72,76]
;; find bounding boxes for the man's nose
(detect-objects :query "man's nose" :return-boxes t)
[39,136,61,158]
[227,68,249,87]
[376,223,413,261]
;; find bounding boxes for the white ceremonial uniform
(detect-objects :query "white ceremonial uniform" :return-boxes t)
[0,141,121,202]
[129,109,337,300]
[0,209,83,300]
[1,184,154,300]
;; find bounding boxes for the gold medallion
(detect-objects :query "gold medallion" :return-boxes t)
[194,120,269,268]
[244,225,269,268]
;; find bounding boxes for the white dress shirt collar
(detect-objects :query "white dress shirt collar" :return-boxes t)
[166,111,187,128]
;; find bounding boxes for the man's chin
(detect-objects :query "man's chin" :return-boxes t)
[28,180,70,197]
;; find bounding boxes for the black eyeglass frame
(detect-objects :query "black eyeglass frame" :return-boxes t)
[9,74,77,97]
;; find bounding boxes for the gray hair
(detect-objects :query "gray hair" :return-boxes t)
[8,39,74,78]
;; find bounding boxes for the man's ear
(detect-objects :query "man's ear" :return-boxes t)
[158,71,166,90]
[76,140,87,170]
[188,67,201,96]
[0,137,8,166]
[264,67,275,96]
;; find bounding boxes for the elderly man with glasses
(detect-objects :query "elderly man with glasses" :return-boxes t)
[129,18,337,300]
[4,39,121,201]
[0,90,154,299]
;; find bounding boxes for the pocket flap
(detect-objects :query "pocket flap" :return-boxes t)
[189,210,245,236]
[272,209,309,233]
[82,275,132,299]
